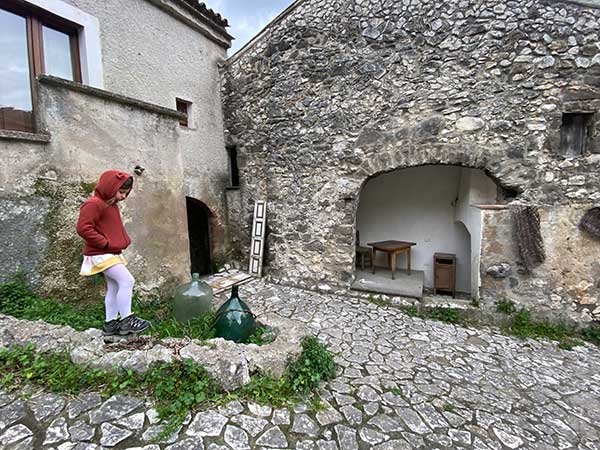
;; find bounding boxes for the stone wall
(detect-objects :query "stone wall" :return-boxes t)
[223,0,600,320]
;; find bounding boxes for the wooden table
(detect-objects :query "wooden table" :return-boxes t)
[368,240,416,280]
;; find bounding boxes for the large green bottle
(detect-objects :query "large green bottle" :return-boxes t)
[173,273,214,323]
[213,285,256,343]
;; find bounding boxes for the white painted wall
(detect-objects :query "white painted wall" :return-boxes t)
[57,0,230,213]
[20,0,232,247]
[356,166,472,292]
[454,168,499,298]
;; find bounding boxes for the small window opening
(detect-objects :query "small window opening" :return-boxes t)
[176,98,191,127]
[227,145,240,188]
[560,112,594,157]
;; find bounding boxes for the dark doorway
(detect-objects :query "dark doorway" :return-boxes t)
[186,197,212,275]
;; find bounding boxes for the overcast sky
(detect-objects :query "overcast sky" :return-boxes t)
[204,0,295,55]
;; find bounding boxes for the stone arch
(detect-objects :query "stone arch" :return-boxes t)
[349,145,524,297]
[351,143,526,198]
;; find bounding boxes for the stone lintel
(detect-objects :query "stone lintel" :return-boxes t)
[37,75,186,121]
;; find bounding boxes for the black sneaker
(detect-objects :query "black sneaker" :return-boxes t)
[118,315,151,335]
[103,319,120,336]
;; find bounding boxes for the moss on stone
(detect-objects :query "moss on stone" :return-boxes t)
[33,178,104,305]
[80,181,96,196]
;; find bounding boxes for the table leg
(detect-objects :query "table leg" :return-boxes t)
[407,249,411,275]
[391,252,397,280]
[371,248,376,274]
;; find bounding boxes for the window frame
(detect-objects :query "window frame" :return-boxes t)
[560,112,595,158]
[176,98,191,127]
[1,0,82,132]
[226,145,240,188]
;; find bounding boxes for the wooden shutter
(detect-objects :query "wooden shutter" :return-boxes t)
[248,200,267,277]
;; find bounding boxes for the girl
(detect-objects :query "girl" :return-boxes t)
[76,170,151,336]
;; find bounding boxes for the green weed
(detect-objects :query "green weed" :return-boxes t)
[398,305,467,326]
[504,309,573,341]
[496,299,517,315]
[581,324,600,346]
[390,387,403,396]
[286,336,337,395]
[558,338,583,351]
[246,327,275,346]
[0,335,337,431]
[367,294,388,307]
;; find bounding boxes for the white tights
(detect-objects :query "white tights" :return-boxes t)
[103,263,134,321]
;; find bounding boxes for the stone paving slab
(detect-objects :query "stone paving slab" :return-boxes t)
[1,279,599,449]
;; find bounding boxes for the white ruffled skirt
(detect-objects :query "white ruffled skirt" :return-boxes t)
[79,253,127,276]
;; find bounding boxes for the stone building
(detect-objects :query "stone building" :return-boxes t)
[223,0,600,321]
[0,0,233,300]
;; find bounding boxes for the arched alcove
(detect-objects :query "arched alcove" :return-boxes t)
[354,165,501,298]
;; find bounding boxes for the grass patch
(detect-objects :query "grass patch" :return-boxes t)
[582,324,600,346]
[246,326,276,346]
[500,307,599,350]
[398,305,470,326]
[0,335,336,432]
[363,288,600,350]
[0,280,105,330]
[505,309,572,341]
[496,299,517,315]
[151,315,216,341]
[0,280,270,344]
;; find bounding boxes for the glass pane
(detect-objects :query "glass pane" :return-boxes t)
[0,8,33,131]
[43,25,74,80]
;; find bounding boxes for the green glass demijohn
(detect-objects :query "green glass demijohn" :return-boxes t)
[213,285,256,343]
[173,273,214,324]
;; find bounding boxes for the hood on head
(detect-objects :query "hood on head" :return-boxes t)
[94,170,131,201]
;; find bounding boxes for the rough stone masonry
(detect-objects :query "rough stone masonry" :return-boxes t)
[223,0,600,322]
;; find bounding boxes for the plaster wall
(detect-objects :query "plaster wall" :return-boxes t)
[455,168,498,297]
[0,81,189,300]
[357,166,471,292]
[1,0,232,296]
[57,0,231,248]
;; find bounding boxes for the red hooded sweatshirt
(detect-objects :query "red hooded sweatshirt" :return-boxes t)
[76,170,132,256]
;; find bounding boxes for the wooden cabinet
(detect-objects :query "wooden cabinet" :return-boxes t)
[434,253,456,298]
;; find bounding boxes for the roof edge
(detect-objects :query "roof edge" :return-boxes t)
[146,0,233,48]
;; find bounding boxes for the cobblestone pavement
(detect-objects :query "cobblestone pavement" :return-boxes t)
[1,279,600,450]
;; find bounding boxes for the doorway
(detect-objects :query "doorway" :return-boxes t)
[186,197,212,275]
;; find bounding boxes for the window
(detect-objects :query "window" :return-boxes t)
[0,3,81,133]
[176,98,191,127]
[227,145,240,188]
[560,112,594,158]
